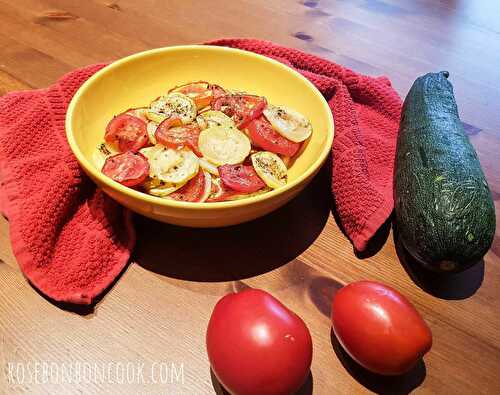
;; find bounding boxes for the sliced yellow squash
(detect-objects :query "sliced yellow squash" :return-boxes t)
[251,151,288,189]
[199,110,235,129]
[199,171,212,203]
[146,92,197,124]
[146,121,158,144]
[139,145,183,181]
[198,126,251,166]
[199,157,219,176]
[160,149,199,184]
[145,179,186,197]
[126,107,148,122]
[263,104,312,143]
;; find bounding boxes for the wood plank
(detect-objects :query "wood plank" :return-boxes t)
[0,70,33,96]
[0,0,149,63]
[292,0,500,131]
[0,0,499,394]
[0,33,72,87]
[0,2,101,68]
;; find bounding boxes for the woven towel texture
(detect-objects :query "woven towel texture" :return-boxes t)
[0,39,401,305]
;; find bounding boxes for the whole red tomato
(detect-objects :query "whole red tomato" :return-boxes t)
[206,289,312,395]
[332,281,432,376]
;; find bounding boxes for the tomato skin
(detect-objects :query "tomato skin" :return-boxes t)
[213,95,267,129]
[219,164,265,193]
[105,113,148,152]
[212,96,234,117]
[102,151,149,187]
[169,170,205,202]
[155,117,202,156]
[210,83,226,101]
[332,281,432,376]
[242,96,267,129]
[207,289,312,395]
[247,117,300,157]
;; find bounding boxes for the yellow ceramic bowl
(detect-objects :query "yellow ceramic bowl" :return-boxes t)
[66,45,334,227]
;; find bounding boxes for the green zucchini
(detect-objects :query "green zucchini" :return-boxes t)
[394,71,495,272]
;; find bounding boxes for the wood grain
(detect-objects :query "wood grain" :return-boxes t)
[0,1,499,394]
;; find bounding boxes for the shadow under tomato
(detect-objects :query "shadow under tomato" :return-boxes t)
[393,227,484,300]
[210,368,313,395]
[134,163,331,282]
[308,276,343,318]
[330,329,426,395]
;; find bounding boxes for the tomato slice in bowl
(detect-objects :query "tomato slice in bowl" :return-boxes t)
[219,164,266,193]
[105,113,149,152]
[170,81,213,110]
[102,151,149,187]
[210,84,226,101]
[155,117,202,156]
[213,94,267,129]
[247,116,300,157]
[169,170,211,202]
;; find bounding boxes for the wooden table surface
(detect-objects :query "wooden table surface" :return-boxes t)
[0,1,499,394]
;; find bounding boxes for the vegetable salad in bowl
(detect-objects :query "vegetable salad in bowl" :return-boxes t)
[95,81,312,203]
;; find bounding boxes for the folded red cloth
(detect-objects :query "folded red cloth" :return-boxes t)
[208,39,402,250]
[0,64,135,304]
[0,39,401,305]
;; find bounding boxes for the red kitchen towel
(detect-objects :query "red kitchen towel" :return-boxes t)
[208,39,402,251]
[0,39,401,305]
[0,64,135,305]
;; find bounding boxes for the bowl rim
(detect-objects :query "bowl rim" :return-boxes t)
[66,45,334,210]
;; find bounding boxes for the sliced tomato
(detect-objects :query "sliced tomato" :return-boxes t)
[105,113,149,152]
[210,84,226,101]
[219,164,266,193]
[169,170,206,202]
[170,81,213,110]
[102,151,149,187]
[247,116,300,157]
[155,117,202,156]
[213,94,267,129]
